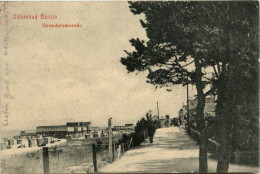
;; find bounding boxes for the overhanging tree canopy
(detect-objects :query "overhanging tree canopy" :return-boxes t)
[121,1,259,172]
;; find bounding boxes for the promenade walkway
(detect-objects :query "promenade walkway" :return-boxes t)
[100,127,259,173]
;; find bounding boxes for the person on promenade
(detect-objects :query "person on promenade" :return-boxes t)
[148,121,156,143]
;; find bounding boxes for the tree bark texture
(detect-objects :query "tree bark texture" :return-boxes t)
[194,57,208,173]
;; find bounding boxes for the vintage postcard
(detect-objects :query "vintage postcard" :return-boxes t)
[0,1,259,173]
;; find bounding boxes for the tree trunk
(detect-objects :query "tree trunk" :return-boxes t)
[216,105,231,173]
[216,68,231,173]
[217,122,230,172]
[199,126,208,172]
[194,57,208,173]
[216,18,232,171]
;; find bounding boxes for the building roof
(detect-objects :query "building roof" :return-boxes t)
[66,122,91,126]
[125,124,133,127]
[81,122,91,126]
[37,125,67,128]
[66,122,80,126]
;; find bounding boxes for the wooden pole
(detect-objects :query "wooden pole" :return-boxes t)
[187,73,191,134]
[112,143,115,161]
[117,144,121,159]
[92,144,98,172]
[122,143,125,155]
[43,147,50,174]
[157,101,160,127]
[128,137,132,150]
[108,118,113,162]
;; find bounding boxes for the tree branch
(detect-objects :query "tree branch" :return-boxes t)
[213,65,219,78]
[217,63,221,73]
[182,60,195,67]
[204,86,216,96]
[173,52,189,73]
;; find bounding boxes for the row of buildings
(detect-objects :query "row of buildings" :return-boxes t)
[26,122,134,139]
[1,121,135,150]
[36,122,92,139]
[151,115,171,128]
[179,95,217,127]
[18,122,92,139]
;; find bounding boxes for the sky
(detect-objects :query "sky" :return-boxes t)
[1,2,197,136]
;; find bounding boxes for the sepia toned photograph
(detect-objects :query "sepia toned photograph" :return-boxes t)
[0,1,259,173]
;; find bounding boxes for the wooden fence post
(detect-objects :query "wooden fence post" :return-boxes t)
[112,143,115,161]
[92,144,98,172]
[108,118,113,162]
[128,137,132,150]
[43,147,50,174]
[117,144,121,159]
[122,143,125,155]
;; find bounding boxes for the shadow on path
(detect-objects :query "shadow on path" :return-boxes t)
[100,127,259,173]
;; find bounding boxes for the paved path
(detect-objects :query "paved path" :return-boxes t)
[100,127,259,173]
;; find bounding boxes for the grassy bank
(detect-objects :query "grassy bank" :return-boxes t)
[1,136,123,174]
